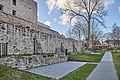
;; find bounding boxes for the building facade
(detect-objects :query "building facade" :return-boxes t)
[0,0,81,56]
[0,0,37,22]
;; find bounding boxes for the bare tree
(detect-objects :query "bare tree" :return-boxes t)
[90,19,103,49]
[72,28,81,40]
[66,27,82,40]
[115,25,120,49]
[103,32,112,49]
[66,28,74,38]
[73,21,88,40]
[61,0,107,46]
[72,20,103,48]
[111,23,120,50]
[117,26,120,49]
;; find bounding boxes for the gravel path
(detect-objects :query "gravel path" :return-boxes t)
[27,61,87,79]
[86,52,118,80]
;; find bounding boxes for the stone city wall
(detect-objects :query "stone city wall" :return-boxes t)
[0,54,68,70]
[0,11,81,55]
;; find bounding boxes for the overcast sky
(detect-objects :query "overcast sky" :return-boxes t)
[35,0,120,36]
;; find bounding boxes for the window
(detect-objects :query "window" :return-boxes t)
[0,22,2,26]
[12,10,16,16]
[0,4,3,11]
[12,0,16,6]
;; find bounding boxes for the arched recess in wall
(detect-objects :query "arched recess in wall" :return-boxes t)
[0,4,4,11]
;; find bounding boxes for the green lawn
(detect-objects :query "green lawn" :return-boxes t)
[96,50,120,54]
[60,64,97,80]
[96,50,107,53]
[112,51,120,80]
[68,54,104,63]
[0,65,53,80]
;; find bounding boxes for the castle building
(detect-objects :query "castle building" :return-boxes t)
[0,0,81,56]
[0,0,37,22]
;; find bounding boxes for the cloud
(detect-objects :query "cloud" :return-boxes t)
[44,21,51,26]
[46,0,56,14]
[46,0,114,12]
[118,6,120,13]
[60,14,77,26]
[37,13,40,17]
[71,17,77,26]
[103,0,114,8]
[54,18,57,22]
[60,14,70,25]
[46,0,114,25]
[34,0,37,2]
[56,0,67,9]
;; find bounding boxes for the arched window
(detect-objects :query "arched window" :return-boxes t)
[0,4,3,11]
[12,0,16,6]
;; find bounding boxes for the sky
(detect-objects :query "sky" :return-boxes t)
[34,0,120,36]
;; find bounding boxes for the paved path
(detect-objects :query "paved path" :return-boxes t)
[27,61,87,79]
[86,52,118,80]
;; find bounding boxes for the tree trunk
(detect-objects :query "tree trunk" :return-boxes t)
[78,30,81,41]
[87,16,91,48]
[113,39,115,50]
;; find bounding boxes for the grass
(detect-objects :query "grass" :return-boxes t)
[68,54,104,63]
[0,65,53,80]
[96,50,107,53]
[60,64,97,80]
[96,49,120,54]
[112,51,120,80]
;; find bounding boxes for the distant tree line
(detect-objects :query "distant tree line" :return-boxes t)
[103,23,120,50]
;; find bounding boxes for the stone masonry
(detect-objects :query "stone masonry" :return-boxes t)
[0,0,37,22]
[0,0,81,69]
[0,11,81,55]
[0,54,68,70]
[0,0,82,55]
